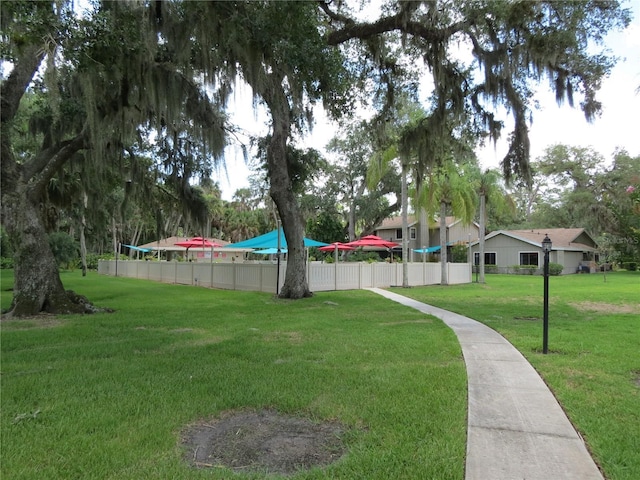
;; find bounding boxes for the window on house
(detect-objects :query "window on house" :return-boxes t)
[410,228,416,240]
[396,229,402,239]
[519,252,539,266]
[474,252,496,265]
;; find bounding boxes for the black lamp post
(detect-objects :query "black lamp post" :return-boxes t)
[542,234,552,354]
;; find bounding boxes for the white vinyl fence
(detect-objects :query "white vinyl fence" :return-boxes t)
[98,260,471,293]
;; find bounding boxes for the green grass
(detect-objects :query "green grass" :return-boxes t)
[1,270,467,479]
[2,271,638,479]
[393,272,640,480]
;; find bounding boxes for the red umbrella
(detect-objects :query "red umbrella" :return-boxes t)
[318,242,355,252]
[174,238,223,260]
[174,237,223,248]
[346,235,399,248]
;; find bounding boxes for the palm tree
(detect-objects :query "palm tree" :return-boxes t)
[393,99,481,286]
[420,162,477,285]
[473,168,510,283]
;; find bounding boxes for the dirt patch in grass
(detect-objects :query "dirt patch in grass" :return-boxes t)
[0,313,62,329]
[181,409,347,476]
[569,302,640,314]
[264,331,304,344]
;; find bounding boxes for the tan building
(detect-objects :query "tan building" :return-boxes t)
[470,228,598,274]
[374,215,480,261]
[138,236,246,262]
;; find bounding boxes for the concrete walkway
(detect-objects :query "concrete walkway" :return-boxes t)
[369,288,603,480]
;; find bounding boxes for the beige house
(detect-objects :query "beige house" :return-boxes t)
[374,215,480,261]
[470,228,598,274]
[138,236,246,262]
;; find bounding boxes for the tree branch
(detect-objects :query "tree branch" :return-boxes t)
[28,127,88,202]
[0,44,45,124]
[324,7,468,46]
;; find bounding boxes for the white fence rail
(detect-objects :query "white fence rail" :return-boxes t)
[98,260,471,292]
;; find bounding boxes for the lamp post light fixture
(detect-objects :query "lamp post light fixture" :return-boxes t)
[542,234,552,354]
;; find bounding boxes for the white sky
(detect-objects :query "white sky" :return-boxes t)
[215,3,640,200]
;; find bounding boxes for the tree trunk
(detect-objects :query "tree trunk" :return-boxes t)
[1,154,89,316]
[440,201,448,285]
[112,215,119,258]
[348,201,357,241]
[2,48,95,316]
[479,192,486,283]
[80,219,88,277]
[419,207,429,258]
[80,192,88,276]
[401,161,409,287]
[262,75,311,299]
[270,179,310,298]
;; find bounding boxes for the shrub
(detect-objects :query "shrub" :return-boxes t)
[85,253,128,270]
[0,227,13,258]
[451,244,468,263]
[48,232,79,269]
[1,257,14,269]
[80,253,102,270]
[349,251,381,263]
[548,263,564,276]
[509,265,537,275]
[621,262,637,271]
[484,264,498,274]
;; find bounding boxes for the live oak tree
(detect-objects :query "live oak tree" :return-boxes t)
[159,1,353,299]
[1,1,228,316]
[535,144,615,233]
[326,120,401,242]
[519,146,640,262]
[322,0,630,183]
[3,1,353,310]
[2,2,90,316]
[322,0,628,284]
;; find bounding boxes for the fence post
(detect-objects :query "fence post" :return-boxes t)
[233,262,237,291]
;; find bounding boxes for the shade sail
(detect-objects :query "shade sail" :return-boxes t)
[413,243,452,253]
[253,248,288,255]
[414,246,440,253]
[122,244,151,253]
[225,229,328,249]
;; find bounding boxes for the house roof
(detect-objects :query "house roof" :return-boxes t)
[376,215,465,230]
[138,236,231,251]
[476,228,597,251]
[376,215,418,229]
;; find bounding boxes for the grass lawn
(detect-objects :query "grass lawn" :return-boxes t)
[394,271,640,480]
[1,270,467,479]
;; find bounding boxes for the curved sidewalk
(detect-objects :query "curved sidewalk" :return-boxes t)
[369,288,603,480]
